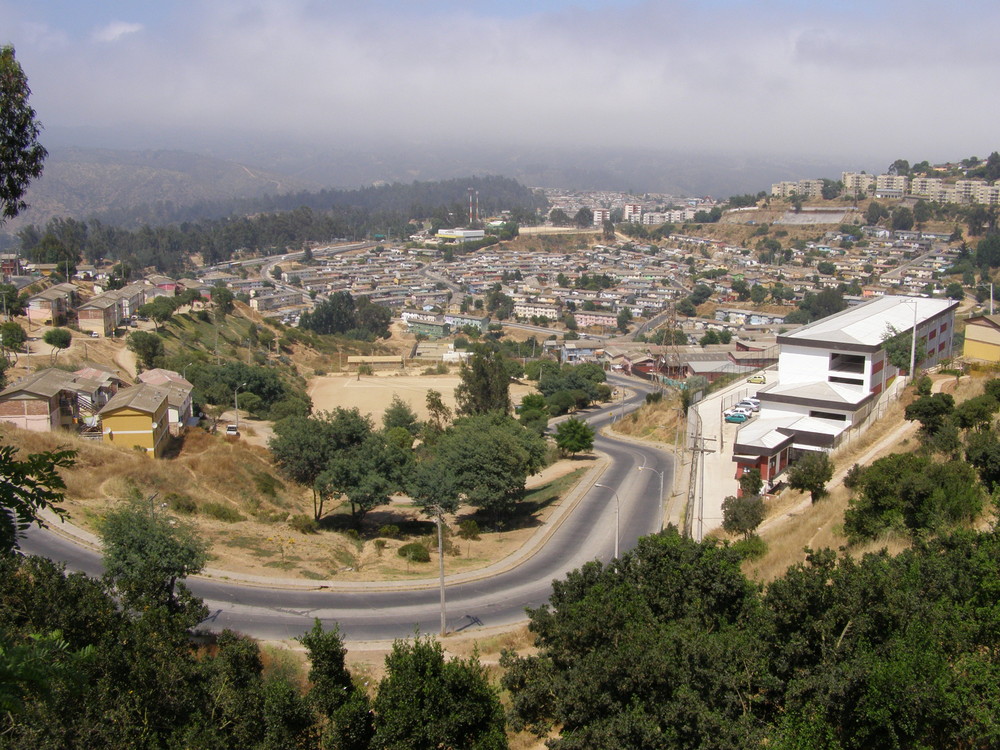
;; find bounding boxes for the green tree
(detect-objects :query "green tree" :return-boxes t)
[373,634,508,750]
[422,388,453,445]
[0,45,47,223]
[952,393,997,431]
[616,308,632,333]
[0,321,27,351]
[891,206,914,231]
[0,445,75,555]
[41,327,71,350]
[844,453,983,540]
[721,493,765,540]
[299,619,374,749]
[382,393,419,436]
[739,468,763,497]
[574,207,594,228]
[554,418,595,457]
[787,451,833,503]
[501,529,763,749]
[433,413,546,519]
[126,330,165,370]
[881,324,915,372]
[455,345,510,416]
[211,286,235,317]
[750,283,767,304]
[270,408,375,521]
[98,490,208,615]
[137,296,176,330]
[865,201,888,225]
[904,393,955,435]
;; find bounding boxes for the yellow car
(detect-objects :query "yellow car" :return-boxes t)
[748,373,767,384]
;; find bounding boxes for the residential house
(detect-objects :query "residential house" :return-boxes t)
[99,383,170,457]
[963,314,1000,361]
[0,368,101,432]
[137,368,194,433]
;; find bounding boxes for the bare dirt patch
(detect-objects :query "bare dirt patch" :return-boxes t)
[308,372,536,422]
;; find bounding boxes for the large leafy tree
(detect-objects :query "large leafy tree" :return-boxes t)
[374,634,508,750]
[299,619,374,749]
[98,490,208,617]
[0,45,46,223]
[502,530,765,749]
[554,418,595,457]
[269,407,377,521]
[0,445,75,555]
[787,451,833,504]
[455,344,511,416]
[433,413,546,519]
[126,330,165,370]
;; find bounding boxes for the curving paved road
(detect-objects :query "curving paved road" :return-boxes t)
[21,375,673,642]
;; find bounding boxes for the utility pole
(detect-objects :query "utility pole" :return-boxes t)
[690,436,716,542]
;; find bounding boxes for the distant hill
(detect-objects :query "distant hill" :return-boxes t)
[7,146,323,232]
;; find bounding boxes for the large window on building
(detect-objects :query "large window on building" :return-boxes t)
[829,352,865,374]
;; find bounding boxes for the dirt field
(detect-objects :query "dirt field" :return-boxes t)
[308,372,536,421]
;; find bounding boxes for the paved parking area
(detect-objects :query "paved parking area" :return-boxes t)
[690,371,774,540]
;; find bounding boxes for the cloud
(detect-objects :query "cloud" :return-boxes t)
[13,0,1000,164]
[91,21,143,44]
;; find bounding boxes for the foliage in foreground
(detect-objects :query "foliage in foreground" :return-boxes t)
[501,527,1000,750]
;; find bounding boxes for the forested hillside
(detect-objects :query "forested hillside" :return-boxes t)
[12,175,547,275]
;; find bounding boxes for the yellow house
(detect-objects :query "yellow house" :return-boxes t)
[99,383,170,457]
[963,315,1000,362]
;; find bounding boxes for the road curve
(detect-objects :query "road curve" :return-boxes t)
[21,375,672,642]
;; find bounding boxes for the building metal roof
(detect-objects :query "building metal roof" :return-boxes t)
[99,383,167,416]
[778,295,957,348]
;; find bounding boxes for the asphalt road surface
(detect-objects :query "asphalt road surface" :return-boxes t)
[21,375,672,642]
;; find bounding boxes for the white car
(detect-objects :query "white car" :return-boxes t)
[225,424,239,436]
[736,399,760,412]
[725,406,753,418]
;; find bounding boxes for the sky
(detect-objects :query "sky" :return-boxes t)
[4,0,1000,168]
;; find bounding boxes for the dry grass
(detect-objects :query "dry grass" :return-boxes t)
[3,421,592,583]
[742,372,993,584]
[611,393,685,446]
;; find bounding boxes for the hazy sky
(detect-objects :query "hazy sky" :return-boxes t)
[4,0,999,165]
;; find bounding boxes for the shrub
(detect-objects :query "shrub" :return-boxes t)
[373,539,387,556]
[165,492,197,515]
[378,525,400,539]
[645,391,663,404]
[343,529,360,541]
[731,534,768,559]
[289,514,318,534]
[843,463,864,490]
[252,471,284,498]
[397,542,430,563]
[201,501,244,523]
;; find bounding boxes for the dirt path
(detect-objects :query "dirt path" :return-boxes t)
[114,345,137,379]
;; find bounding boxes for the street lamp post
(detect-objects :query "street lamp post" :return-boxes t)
[594,483,620,559]
[638,464,665,531]
[234,382,247,431]
[907,298,918,382]
[182,362,193,382]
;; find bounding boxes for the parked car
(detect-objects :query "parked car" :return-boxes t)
[225,424,239,436]
[736,399,760,412]
[725,412,749,424]
[725,406,753,418]
[88,331,100,338]
[748,373,767,384]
